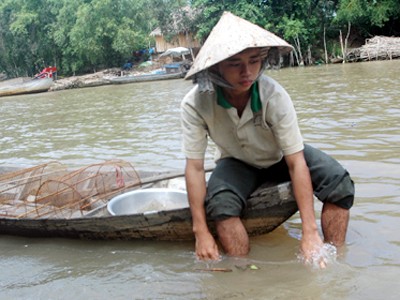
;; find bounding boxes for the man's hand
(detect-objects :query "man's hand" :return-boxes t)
[195,231,220,260]
[300,230,326,268]
[284,151,327,268]
[185,158,220,260]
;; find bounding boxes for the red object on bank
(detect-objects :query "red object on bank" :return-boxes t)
[34,67,57,79]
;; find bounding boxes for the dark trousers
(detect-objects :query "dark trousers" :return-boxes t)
[205,144,355,220]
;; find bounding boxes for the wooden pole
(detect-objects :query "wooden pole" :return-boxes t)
[323,26,328,64]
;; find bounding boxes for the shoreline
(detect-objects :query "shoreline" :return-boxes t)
[49,57,399,92]
[50,65,164,91]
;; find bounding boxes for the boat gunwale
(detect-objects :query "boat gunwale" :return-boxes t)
[0,177,297,240]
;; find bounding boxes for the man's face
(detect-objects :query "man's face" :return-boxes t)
[217,48,262,92]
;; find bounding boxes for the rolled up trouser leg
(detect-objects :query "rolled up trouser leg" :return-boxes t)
[205,158,259,220]
[303,144,355,209]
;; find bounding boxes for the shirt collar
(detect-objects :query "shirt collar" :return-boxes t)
[216,82,261,112]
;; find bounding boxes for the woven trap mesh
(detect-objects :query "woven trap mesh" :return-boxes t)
[0,160,141,219]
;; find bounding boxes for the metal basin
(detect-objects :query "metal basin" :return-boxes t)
[107,188,188,216]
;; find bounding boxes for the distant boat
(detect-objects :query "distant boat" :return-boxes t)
[0,66,57,97]
[108,62,190,85]
[0,77,53,97]
[108,71,185,85]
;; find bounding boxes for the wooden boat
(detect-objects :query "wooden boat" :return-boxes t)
[108,71,185,85]
[0,160,298,241]
[0,77,53,97]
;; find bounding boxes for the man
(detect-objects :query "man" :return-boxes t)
[180,12,355,264]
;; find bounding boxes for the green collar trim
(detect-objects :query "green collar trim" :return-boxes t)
[216,82,261,112]
[250,82,261,112]
[216,86,232,108]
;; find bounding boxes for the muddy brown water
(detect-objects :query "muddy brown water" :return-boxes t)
[0,60,399,299]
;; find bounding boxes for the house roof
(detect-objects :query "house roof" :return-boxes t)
[150,28,162,37]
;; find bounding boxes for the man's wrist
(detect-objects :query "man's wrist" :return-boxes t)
[302,223,318,236]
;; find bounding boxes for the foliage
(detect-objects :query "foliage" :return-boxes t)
[190,0,266,41]
[335,0,400,35]
[0,0,58,77]
[0,0,399,77]
[0,0,156,77]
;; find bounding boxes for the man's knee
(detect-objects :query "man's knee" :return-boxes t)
[303,144,355,210]
[326,174,355,209]
[205,190,244,221]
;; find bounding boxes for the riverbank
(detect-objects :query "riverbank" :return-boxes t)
[50,62,165,91]
[49,36,400,92]
[50,69,114,91]
[347,36,400,62]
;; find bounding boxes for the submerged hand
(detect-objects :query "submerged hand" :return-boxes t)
[195,231,220,261]
[300,231,326,268]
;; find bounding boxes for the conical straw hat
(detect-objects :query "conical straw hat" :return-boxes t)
[185,11,293,80]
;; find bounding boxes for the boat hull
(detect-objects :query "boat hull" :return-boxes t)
[108,72,185,84]
[0,77,53,97]
[0,181,297,241]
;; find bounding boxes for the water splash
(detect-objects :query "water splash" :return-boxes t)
[297,243,337,269]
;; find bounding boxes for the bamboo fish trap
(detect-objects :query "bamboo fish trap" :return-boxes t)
[0,160,141,219]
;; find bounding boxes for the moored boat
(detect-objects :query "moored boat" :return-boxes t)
[0,77,53,97]
[108,71,185,85]
[0,160,297,240]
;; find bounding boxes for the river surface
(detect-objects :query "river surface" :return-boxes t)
[0,60,399,299]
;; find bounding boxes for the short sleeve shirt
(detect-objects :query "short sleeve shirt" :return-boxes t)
[180,75,304,168]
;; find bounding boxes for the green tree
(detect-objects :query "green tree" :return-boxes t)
[268,0,335,65]
[190,0,328,65]
[336,0,400,30]
[190,0,265,41]
[333,0,400,61]
[0,0,58,77]
[53,0,153,74]
[278,16,307,66]
[1,0,399,77]
[1,0,157,77]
